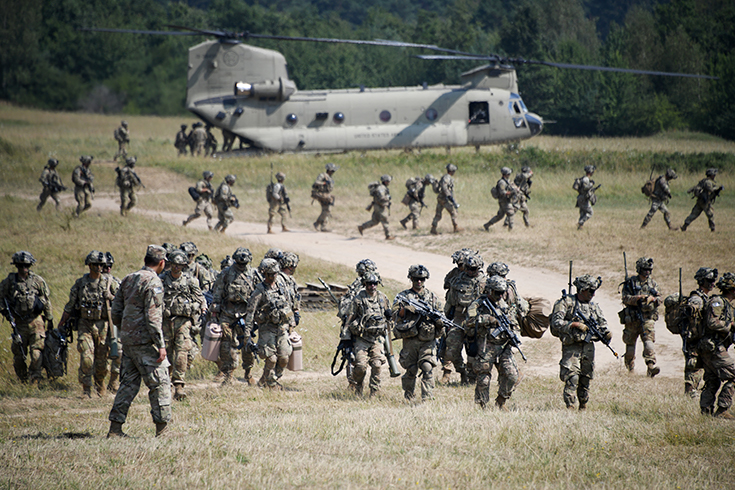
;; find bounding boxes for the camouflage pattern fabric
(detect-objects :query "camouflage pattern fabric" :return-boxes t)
[484,177,519,230]
[113,125,129,161]
[699,294,735,413]
[621,275,660,370]
[312,172,335,231]
[432,172,458,229]
[184,179,215,229]
[267,182,289,230]
[214,181,235,232]
[174,129,188,155]
[682,177,721,231]
[683,289,707,394]
[360,183,392,238]
[72,165,94,216]
[576,175,596,227]
[347,289,390,394]
[190,126,207,156]
[642,174,675,228]
[37,166,63,211]
[117,166,139,216]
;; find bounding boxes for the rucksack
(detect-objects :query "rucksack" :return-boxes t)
[265,182,276,203]
[572,177,582,192]
[367,182,380,197]
[188,186,200,201]
[641,179,655,198]
[677,292,706,342]
[490,185,499,200]
[663,293,682,334]
[43,328,69,379]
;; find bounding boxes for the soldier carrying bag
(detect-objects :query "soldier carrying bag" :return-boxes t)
[188,186,201,201]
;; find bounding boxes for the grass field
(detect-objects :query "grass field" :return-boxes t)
[1,102,735,488]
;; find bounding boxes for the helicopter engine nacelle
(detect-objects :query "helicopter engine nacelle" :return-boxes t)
[234,78,297,101]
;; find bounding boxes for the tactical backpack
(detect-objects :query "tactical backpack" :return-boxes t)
[367,181,380,197]
[490,184,499,200]
[663,293,682,334]
[641,179,655,198]
[677,292,706,342]
[43,328,68,379]
[188,186,200,201]
[687,181,705,199]
[572,177,582,192]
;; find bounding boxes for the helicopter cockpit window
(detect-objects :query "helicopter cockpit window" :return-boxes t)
[286,113,298,126]
[469,101,489,125]
[509,93,528,113]
[333,112,345,123]
[508,101,522,114]
[379,110,391,123]
[425,108,438,121]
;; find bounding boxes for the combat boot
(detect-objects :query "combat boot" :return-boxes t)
[81,385,92,399]
[453,223,463,233]
[221,372,234,386]
[430,225,439,235]
[440,369,452,385]
[244,369,257,386]
[647,364,661,378]
[495,395,507,410]
[282,225,290,232]
[173,384,187,401]
[483,222,490,231]
[155,422,169,437]
[715,407,735,420]
[357,225,364,236]
[107,421,127,438]
[267,225,274,234]
[399,218,408,229]
[95,381,107,397]
[578,401,587,411]
[685,385,698,399]
[459,369,470,386]
[386,235,395,241]
[107,372,119,394]
[680,223,688,231]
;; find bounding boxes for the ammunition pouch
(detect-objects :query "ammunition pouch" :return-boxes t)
[80,302,103,320]
[618,308,630,325]
[226,284,250,304]
[169,299,198,318]
[394,318,419,339]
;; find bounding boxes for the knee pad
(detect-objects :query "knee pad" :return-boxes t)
[420,362,433,375]
[277,356,288,369]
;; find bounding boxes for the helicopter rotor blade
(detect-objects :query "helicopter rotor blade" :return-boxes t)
[510,58,719,80]
[78,27,201,36]
[415,55,500,62]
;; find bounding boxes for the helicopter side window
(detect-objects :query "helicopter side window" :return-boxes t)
[508,101,522,114]
[469,101,489,125]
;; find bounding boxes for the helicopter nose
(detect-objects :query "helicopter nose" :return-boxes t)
[526,113,543,136]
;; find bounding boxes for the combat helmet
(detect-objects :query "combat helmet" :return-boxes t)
[180,241,199,257]
[380,174,392,184]
[181,124,187,130]
[485,275,508,293]
[521,165,532,174]
[259,258,280,275]
[584,165,596,174]
[361,272,380,285]
[279,252,299,270]
[232,247,252,265]
[12,251,36,266]
[326,163,339,172]
[464,253,484,272]
[220,255,234,270]
[225,174,236,184]
[451,248,473,266]
[487,262,510,278]
[162,243,178,257]
[408,264,430,280]
[574,275,602,292]
[355,259,378,276]
[168,250,189,266]
[121,120,128,128]
[195,254,213,270]
[47,158,59,167]
[694,267,718,285]
[85,250,106,265]
[275,172,286,182]
[125,157,136,166]
[105,252,115,266]
[635,257,654,273]
[424,174,435,184]
[501,167,512,176]
[706,168,718,178]
[446,163,457,173]
[717,272,735,292]
[203,170,214,179]
[665,168,678,180]
[264,248,283,261]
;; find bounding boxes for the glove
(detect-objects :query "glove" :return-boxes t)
[572,321,588,333]
[602,329,613,342]
[294,311,300,326]
[385,309,393,321]
[47,319,54,332]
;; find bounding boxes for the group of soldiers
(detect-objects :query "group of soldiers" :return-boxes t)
[174,123,218,157]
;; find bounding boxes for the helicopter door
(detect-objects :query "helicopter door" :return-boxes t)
[467,101,490,144]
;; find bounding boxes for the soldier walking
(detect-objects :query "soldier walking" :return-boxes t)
[174,124,188,156]
[213,174,238,233]
[102,252,122,394]
[358,174,394,240]
[312,163,338,232]
[641,168,678,230]
[392,265,444,402]
[116,157,143,216]
[37,158,65,211]
[0,251,53,384]
[484,167,519,231]
[399,175,433,230]
[183,171,215,230]
[574,165,599,230]
[59,251,118,397]
[190,122,207,157]
[204,124,218,156]
[267,172,290,233]
[113,120,129,162]
[107,245,171,438]
[680,267,717,397]
[513,165,533,227]
[681,168,723,232]
[620,257,661,377]
[431,163,462,235]
[72,156,95,217]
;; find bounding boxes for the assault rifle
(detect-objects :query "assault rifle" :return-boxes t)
[3,298,25,361]
[318,278,340,306]
[331,338,354,377]
[447,194,460,209]
[131,169,145,189]
[571,302,619,358]
[394,294,462,332]
[481,297,527,362]
[234,318,260,363]
[622,252,644,324]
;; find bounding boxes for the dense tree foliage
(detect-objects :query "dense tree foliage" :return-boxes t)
[0,0,731,139]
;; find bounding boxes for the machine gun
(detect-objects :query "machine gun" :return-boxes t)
[3,298,25,361]
[394,294,462,332]
[571,303,619,358]
[481,298,527,362]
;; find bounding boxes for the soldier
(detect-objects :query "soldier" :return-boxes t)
[399,174,432,230]
[681,267,717,397]
[486,262,529,320]
[174,124,188,156]
[574,165,599,230]
[513,165,533,227]
[312,163,338,232]
[210,247,257,385]
[641,168,678,230]
[113,120,129,162]
[183,170,215,230]
[358,174,394,240]
[466,276,521,409]
[484,167,519,231]
[159,251,206,401]
[58,251,117,397]
[267,172,290,233]
[103,252,123,394]
[698,272,735,418]
[441,252,486,385]
[431,163,462,235]
[116,157,143,216]
[241,259,296,389]
[220,255,234,271]
[213,174,238,233]
[107,245,171,438]
[37,158,65,211]
[392,265,444,402]
[222,128,236,152]
[0,251,53,384]
[620,257,662,377]
[179,242,212,292]
[204,124,218,156]
[345,272,390,396]
[72,155,95,217]
[681,168,723,232]
[550,275,612,410]
[190,122,208,157]
[278,252,301,324]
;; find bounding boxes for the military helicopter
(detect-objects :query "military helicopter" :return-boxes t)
[81,26,716,154]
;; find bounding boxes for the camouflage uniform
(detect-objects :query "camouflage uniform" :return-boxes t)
[551,276,611,409]
[108,246,171,433]
[174,125,188,156]
[347,284,390,395]
[72,157,94,217]
[213,175,237,233]
[267,173,290,233]
[575,166,597,229]
[681,169,722,232]
[392,270,444,401]
[431,165,461,234]
[183,172,215,230]
[484,168,519,230]
[698,274,735,417]
[642,169,678,230]
[160,256,205,398]
[204,125,217,156]
[466,278,521,409]
[620,258,661,376]
[102,254,122,394]
[222,128,236,152]
[63,262,118,395]
[116,158,141,216]
[113,121,129,162]
[399,175,429,230]
[0,253,53,383]
[512,166,533,227]
[241,259,295,388]
[190,123,207,156]
[312,164,337,232]
[37,159,64,211]
[359,176,393,240]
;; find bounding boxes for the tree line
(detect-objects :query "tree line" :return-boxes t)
[0,0,732,140]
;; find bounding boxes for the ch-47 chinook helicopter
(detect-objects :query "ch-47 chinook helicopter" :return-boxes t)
[82,26,716,154]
